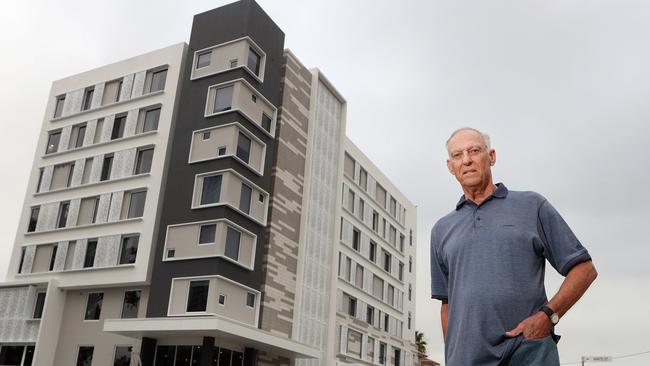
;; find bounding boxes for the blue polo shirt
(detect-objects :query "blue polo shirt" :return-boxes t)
[430,183,591,366]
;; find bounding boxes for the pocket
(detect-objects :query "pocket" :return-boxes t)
[522,334,552,342]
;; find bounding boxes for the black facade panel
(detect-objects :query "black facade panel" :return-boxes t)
[147,0,285,317]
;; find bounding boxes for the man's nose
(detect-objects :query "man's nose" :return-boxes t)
[462,151,473,164]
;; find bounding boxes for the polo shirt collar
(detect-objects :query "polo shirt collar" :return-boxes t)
[456,182,508,210]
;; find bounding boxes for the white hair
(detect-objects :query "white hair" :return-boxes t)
[445,127,491,151]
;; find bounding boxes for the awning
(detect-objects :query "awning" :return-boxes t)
[103,316,320,359]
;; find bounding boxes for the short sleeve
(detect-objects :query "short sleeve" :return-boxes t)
[430,226,449,300]
[537,199,592,276]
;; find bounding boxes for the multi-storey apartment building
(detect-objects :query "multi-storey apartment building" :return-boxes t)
[0,1,417,366]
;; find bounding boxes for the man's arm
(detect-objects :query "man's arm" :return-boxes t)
[505,260,598,339]
[441,299,449,340]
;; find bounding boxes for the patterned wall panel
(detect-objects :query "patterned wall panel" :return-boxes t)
[258,52,312,339]
[0,286,41,342]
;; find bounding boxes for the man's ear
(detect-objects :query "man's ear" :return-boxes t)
[489,149,497,166]
[446,159,454,174]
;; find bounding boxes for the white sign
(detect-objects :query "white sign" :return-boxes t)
[582,356,613,362]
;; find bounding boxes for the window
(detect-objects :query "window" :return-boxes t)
[54,95,65,118]
[246,292,255,307]
[84,239,97,268]
[390,197,397,217]
[118,235,139,264]
[247,47,262,76]
[408,312,412,329]
[126,191,147,218]
[394,349,402,366]
[347,189,355,212]
[49,245,58,271]
[57,201,70,228]
[348,297,357,317]
[0,345,34,366]
[261,113,272,132]
[358,199,365,220]
[36,168,44,193]
[85,292,103,320]
[352,228,360,251]
[372,211,379,231]
[28,206,39,232]
[258,193,264,203]
[202,131,211,140]
[199,224,216,244]
[186,280,209,312]
[366,305,374,324]
[389,226,397,246]
[82,87,94,111]
[111,115,126,140]
[78,196,100,225]
[378,343,386,365]
[218,293,226,305]
[344,153,355,179]
[213,85,234,113]
[236,132,251,163]
[103,79,122,104]
[400,234,405,252]
[76,346,94,366]
[167,249,175,258]
[69,123,87,149]
[150,69,167,92]
[196,51,211,69]
[359,168,367,190]
[399,262,404,281]
[369,241,377,262]
[46,130,61,154]
[19,248,26,274]
[143,107,161,132]
[384,314,389,331]
[217,146,226,156]
[100,155,113,181]
[230,59,238,68]
[355,265,364,288]
[225,227,241,261]
[383,251,391,272]
[81,158,93,185]
[113,346,132,366]
[134,147,154,174]
[51,162,75,190]
[409,256,413,273]
[239,183,252,214]
[121,290,141,319]
[251,94,257,103]
[376,184,387,207]
[200,175,222,205]
[409,229,413,246]
[408,284,412,301]
[33,292,46,319]
[345,257,352,282]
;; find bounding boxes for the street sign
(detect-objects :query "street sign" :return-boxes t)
[582,356,613,362]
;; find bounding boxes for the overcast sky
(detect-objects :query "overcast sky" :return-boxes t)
[1,1,649,365]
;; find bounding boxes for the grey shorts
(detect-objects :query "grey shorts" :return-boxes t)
[504,336,560,366]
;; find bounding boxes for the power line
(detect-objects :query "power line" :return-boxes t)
[561,350,650,365]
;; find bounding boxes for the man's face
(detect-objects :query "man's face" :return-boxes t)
[446,130,496,190]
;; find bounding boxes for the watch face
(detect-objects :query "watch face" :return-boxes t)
[551,313,560,324]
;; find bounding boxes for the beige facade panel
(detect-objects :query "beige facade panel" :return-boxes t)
[164,219,256,269]
[191,37,266,82]
[204,79,277,137]
[189,123,266,174]
[167,276,259,327]
[192,169,268,225]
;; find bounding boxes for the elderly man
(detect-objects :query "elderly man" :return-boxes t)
[430,128,597,365]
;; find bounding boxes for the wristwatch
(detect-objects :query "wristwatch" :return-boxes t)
[540,305,560,325]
